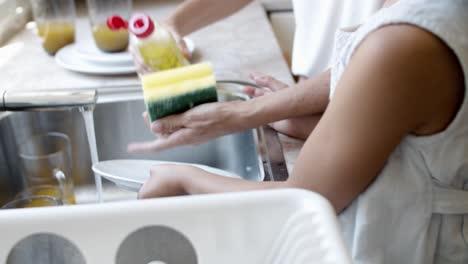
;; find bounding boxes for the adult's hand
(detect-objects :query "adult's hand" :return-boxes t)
[127,72,291,153]
[127,100,248,153]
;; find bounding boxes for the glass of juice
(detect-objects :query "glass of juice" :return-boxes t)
[15,185,65,205]
[30,0,76,55]
[2,195,62,209]
[86,0,132,52]
[18,132,76,205]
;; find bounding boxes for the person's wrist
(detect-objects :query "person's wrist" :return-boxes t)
[223,100,254,131]
[170,166,190,195]
[177,166,204,195]
[164,17,184,37]
[240,95,273,128]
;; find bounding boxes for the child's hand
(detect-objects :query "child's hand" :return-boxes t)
[243,72,289,97]
[138,163,279,199]
[243,72,320,139]
[138,164,190,199]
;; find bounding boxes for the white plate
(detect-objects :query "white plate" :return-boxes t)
[75,42,133,65]
[92,159,241,192]
[55,45,137,75]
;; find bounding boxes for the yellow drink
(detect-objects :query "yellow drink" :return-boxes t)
[38,21,75,55]
[138,38,188,71]
[21,182,76,205]
[2,195,60,209]
[33,185,76,205]
[25,197,59,208]
[34,186,62,197]
[92,23,129,52]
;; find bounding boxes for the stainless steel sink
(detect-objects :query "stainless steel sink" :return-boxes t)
[0,89,288,206]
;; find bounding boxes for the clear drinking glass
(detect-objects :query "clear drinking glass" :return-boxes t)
[2,195,62,209]
[86,0,132,52]
[30,0,76,55]
[18,132,76,204]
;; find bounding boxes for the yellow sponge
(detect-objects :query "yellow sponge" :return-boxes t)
[141,62,218,121]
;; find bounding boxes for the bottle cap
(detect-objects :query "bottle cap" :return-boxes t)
[106,15,128,30]
[129,13,155,38]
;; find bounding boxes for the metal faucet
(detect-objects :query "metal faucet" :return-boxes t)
[0,89,98,111]
[0,81,257,112]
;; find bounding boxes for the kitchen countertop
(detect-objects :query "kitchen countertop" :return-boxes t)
[0,0,303,174]
[260,0,293,11]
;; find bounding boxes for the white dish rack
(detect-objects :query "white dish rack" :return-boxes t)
[0,189,352,264]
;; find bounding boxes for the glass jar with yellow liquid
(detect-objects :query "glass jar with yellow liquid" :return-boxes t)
[30,0,76,55]
[16,185,69,205]
[18,132,76,205]
[2,195,62,209]
[87,0,132,52]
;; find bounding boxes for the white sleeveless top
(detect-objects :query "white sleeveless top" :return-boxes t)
[291,0,384,77]
[330,0,468,263]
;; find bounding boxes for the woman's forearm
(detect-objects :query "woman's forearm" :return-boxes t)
[236,70,331,130]
[166,0,253,36]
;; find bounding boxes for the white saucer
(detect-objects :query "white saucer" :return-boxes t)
[55,45,137,75]
[74,37,195,65]
[75,42,133,65]
[55,37,195,75]
[92,159,241,192]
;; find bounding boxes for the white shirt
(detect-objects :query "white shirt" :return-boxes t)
[291,0,384,77]
[330,0,468,263]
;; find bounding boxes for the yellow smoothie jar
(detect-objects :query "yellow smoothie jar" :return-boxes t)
[87,0,132,52]
[18,132,76,205]
[30,0,76,55]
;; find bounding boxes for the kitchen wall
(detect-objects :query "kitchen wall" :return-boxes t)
[0,0,30,45]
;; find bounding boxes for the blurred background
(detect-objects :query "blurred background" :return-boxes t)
[0,0,384,76]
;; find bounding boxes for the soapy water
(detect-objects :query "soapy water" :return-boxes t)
[80,110,103,203]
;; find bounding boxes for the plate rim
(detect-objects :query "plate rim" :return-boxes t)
[92,159,241,191]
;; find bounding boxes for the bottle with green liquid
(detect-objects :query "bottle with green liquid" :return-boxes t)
[107,13,188,71]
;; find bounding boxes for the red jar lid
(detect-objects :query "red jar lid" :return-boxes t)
[128,13,155,38]
[106,15,128,30]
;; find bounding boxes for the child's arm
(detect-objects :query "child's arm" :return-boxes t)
[139,24,464,213]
